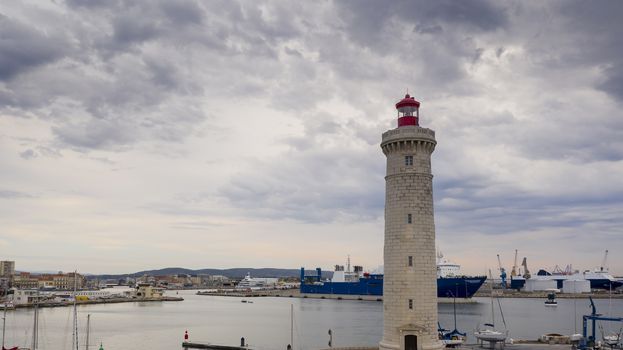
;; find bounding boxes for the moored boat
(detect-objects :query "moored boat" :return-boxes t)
[475,270,509,346]
[544,291,557,306]
[474,326,507,342]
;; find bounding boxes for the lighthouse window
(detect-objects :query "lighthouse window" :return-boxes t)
[408,256,413,266]
[405,155,413,166]
[408,299,413,309]
[407,214,412,224]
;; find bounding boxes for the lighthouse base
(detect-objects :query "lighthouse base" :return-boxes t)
[379,325,443,350]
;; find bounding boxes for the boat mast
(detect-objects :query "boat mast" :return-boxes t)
[32,289,39,350]
[453,283,458,331]
[73,270,79,350]
[2,302,6,349]
[86,314,91,350]
[489,269,495,327]
[347,255,351,273]
[290,304,294,350]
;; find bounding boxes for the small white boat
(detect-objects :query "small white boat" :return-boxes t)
[0,302,15,310]
[545,292,558,306]
[474,325,507,342]
[475,270,509,345]
[441,338,464,347]
[604,333,620,347]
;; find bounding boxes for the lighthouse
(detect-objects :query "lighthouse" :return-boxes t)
[379,94,443,350]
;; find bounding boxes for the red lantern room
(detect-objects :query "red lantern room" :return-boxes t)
[395,94,420,127]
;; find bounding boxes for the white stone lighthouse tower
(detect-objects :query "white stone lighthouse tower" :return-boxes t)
[379,94,443,350]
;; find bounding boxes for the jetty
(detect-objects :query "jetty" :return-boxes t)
[9,296,183,309]
[474,289,623,299]
[195,289,478,303]
[182,342,247,350]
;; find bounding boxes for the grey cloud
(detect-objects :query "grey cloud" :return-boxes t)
[597,67,623,102]
[0,190,33,199]
[218,109,387,222]
[0,15,69,81]
[434,174,623,236]
[160,1,204,25]
[52,118,136,150]
[112,14,161,46]
[65,0,118,8]
[409,0,507,31]
[145,58,180,89]
[19,149,36,159]
[17,146,62,159]
[513,2,623,102]
[513,117,623,162]
[220,149,385,223]
[335,0,507,50]
[1,0,310,151]
[283,47,303,57]
[414,24,443,35]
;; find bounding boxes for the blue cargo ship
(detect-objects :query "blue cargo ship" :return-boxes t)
[300,253,487,298]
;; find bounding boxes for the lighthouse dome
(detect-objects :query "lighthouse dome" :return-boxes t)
[395,94,420,110]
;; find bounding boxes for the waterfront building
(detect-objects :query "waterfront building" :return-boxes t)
[134,283,165,299]
[0,261,15,277]
[50,271,86,290]
[38,274,56,289]
[11,271,86,290]
[10,289,46,305]
[379,94,443,350]
[12,272,39,289]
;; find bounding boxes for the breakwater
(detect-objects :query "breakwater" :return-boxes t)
[9,296,183,309]
[196,288,621,301]
[196,289,477,303]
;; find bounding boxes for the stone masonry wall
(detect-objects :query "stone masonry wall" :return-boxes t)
[379,126,442,350]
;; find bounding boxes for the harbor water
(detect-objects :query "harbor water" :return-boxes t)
[2,290,622,350]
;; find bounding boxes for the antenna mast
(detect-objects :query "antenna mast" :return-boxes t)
[600,250,609,272]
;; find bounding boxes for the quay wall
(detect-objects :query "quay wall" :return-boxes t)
[196,288,622,300]
[10,296,183,309]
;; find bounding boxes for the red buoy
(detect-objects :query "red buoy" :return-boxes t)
[184,330,189,341]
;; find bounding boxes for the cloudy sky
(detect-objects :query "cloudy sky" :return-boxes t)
[1,0,622,276]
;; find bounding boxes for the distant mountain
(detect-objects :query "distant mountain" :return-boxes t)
[91,267,333,280]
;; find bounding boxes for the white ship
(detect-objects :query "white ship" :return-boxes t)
[235,273,278,290]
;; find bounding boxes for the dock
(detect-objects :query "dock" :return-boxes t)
[474,290,623,299]
[320,345,573,350]
[196,288,622,302]
[196,289,477,303]
[182,342,247,350]
[9,296,184,309]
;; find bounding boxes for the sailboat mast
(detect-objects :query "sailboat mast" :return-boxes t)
[2,303,7,349]
[73,270,79,350]
[32,289,39,350]
[453,284,458,331]
[86,314,91,350]
[290,304,294,350]
[489,269,495,326]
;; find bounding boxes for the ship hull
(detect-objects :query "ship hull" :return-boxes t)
[300,275,486,298]
[587,278,623,290]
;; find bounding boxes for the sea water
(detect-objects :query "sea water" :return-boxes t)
[2,290,622,350]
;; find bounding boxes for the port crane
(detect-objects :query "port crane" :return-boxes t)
[579,296,623,349]
[510,249,518,277]
[496,254,507,288]
[521,257,531,279]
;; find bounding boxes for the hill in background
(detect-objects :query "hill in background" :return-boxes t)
[92,267,333,280]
